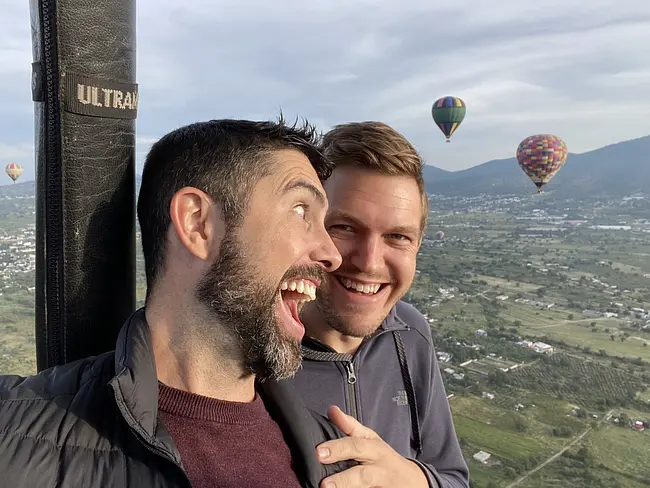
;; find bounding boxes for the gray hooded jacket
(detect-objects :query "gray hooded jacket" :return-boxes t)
[289,300,470,488]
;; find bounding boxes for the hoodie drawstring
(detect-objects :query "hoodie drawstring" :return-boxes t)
[392,331,423,456]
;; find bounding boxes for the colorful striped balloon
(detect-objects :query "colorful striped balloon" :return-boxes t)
[432,96,466,143]
[516,134,568,193]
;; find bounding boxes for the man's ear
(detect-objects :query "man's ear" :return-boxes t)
[169,187,225,261]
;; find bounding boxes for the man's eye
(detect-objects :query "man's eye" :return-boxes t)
[329,224,353,232]
[294,205,306,219]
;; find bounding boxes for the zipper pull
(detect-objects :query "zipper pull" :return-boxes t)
[346,362,357,384]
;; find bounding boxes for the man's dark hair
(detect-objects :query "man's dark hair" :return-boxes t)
[137,116,330,296]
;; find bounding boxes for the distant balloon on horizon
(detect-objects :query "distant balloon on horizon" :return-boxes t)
[5,163,23,183]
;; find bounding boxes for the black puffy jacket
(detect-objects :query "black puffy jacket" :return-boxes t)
[0,309,355,487]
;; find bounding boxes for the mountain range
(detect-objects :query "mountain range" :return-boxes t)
[423,135,650,198]
[3,135,649,199]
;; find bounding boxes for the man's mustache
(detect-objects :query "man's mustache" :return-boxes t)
[280,264,327,286]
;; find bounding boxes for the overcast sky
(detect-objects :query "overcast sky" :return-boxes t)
[1,0,649,183]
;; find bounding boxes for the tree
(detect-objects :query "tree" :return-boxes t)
[576,445,590,462]
[513,416,527,432]
[487,370,508,387]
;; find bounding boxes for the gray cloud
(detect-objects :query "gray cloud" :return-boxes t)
[1,0,649,182]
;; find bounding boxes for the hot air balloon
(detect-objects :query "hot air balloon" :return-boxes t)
[5,163,23,183]
[432,96,466,143]
[435,230,445,240]
[516,134,567,193]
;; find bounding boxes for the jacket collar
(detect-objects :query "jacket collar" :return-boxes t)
[378,304,410,332]
[110,308,158,434]
[108,308,181,463]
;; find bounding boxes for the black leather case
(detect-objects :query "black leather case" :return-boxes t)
[30,0,137,371]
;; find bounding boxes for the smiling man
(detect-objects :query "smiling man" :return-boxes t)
[290,121,470,488]
[0,118,359,488]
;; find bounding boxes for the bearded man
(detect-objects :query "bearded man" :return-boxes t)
[0,118,358,488]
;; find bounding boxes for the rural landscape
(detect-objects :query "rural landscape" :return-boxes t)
[0,137,649,487]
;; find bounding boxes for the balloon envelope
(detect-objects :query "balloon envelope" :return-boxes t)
[5,163,23,183]
[435,231,445,239]
[432,96,466,142]
[516,134,567,192]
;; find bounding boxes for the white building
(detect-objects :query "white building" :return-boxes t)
[473,451,491,464]
[533,342,554,354]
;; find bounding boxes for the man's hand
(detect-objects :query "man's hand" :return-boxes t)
[317,405,430,488]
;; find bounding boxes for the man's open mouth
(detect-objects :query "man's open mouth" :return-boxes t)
[277,278,320,334]
[280,278,318,302]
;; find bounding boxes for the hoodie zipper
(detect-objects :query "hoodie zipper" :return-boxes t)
[345,361,358,419]
[302,327,403,421]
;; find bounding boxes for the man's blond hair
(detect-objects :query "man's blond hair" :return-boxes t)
[320,121,428,231]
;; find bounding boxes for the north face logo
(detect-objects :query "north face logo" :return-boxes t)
[392,390,408,406]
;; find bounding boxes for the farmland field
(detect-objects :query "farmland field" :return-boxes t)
[451,393,590,487]
[0,289,36,375]
[587,418,650,483]
[506,354,645,410]
[518,456,649,488]
[638,389,650,404]
[498,303,573,326]
[515,321,650,361]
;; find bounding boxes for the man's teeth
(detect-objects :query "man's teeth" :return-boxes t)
[340,278,382,295]
[280,279,317,301]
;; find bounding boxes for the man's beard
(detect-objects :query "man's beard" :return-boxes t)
[195,230,324,381]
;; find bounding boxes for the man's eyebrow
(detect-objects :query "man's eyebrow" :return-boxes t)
[327,209,363,227]
[328,210,420,236]
[282,179,326,206]
[389,225,420,236]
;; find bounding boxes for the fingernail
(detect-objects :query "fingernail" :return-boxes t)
[323,483,335,488]
[317,447,330,459]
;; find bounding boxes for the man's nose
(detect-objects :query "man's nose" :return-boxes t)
[311,228,342,273]
[348,236,382,275]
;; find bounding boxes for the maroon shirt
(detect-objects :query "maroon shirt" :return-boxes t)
[158,382,303,488]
